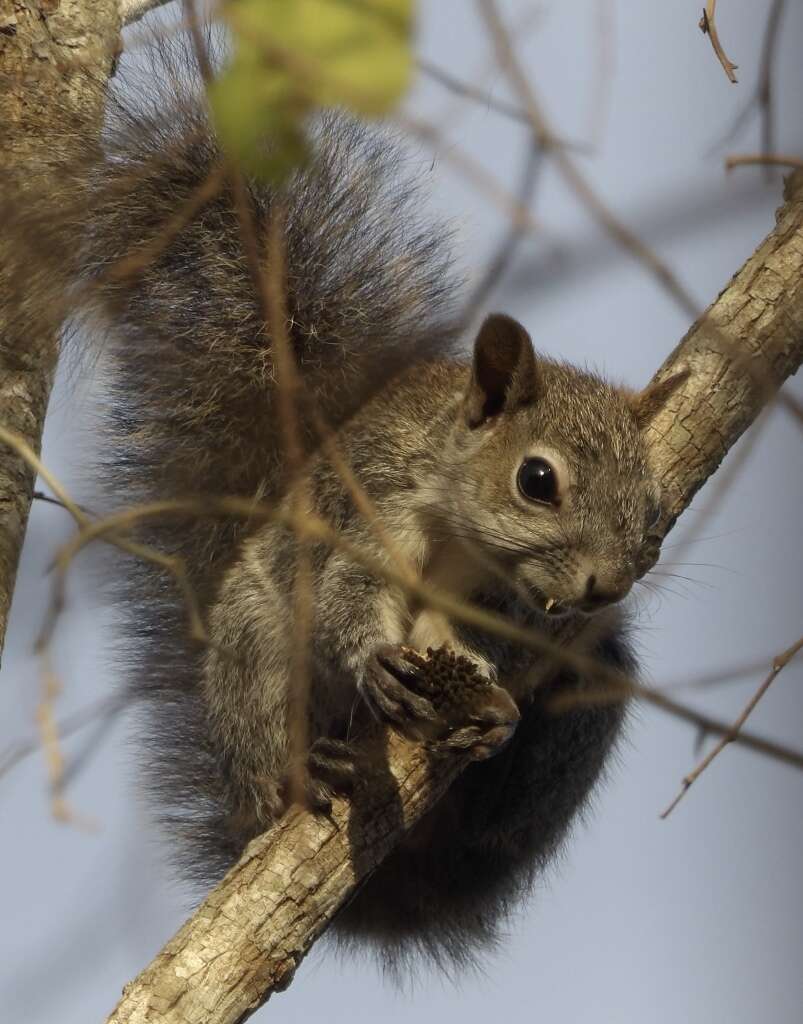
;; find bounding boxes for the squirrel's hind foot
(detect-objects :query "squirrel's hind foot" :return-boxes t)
[280,737,363,815]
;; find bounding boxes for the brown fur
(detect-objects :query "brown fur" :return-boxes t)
[52,32,677,976]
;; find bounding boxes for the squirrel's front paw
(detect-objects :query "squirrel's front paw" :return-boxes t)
[360,643,519,760]
[359,643,443,741]
[413,647,520,761]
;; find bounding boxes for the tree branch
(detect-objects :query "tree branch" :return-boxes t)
[644,171,803,535]
[104,173,803,1024]
[0,0,121,662]
[119,0,174,27]
[106,729,487,1024]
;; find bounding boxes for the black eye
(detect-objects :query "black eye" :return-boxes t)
[517,458,559,505]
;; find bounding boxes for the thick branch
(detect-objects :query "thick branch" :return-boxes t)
[105,178,803,1024]
[0,0,120,661]
[646,171,803,534]
[106,731,472,1024]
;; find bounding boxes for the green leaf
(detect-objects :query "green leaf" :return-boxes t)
[211,0,414,179]
[208,46,309,180]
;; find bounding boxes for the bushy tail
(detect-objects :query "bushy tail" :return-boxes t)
[69,33,460,882]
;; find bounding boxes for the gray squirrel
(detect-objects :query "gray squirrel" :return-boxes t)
[68,35,684,973]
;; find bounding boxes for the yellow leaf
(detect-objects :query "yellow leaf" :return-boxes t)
[212,0,414,178]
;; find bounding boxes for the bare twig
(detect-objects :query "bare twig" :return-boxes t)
[35,658,71,821]
[0,427,211,657]
[418,59,588,153]
[418,58,533,126]
[475,0,700,320]
[726,153,803,172]
[33,489,88,515]
[717,0,785,179]
[0,694,127,781]
[120,0,175,27]
[462,136,543,322]
[402,112,542,234]
[35,490,801,773]
[699,1,739,84]
[659,654,778,692]
[265,211,315,805]
[661,636,803,817]
[587,0,616,150]
[552,676,803,772]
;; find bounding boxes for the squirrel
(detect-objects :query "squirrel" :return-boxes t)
[62,33,684,973]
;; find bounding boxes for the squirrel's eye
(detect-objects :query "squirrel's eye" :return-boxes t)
[517,458,559,505]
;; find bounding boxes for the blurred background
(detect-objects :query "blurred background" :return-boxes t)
[1,2,802,1021]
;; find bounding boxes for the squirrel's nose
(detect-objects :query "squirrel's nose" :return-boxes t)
[579,573,631,611]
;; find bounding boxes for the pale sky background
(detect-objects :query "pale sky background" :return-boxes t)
[2,2,802,1022]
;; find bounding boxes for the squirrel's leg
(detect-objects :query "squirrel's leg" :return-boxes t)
[314,552,508,751]
[312,553,443,737]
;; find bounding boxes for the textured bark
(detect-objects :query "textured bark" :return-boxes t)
[646,172,803,532]
[0,0,120,662]
[105,180,803,1024]
[107,731,469,1024]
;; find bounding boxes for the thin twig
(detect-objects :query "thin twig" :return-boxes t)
[0,427,211,655]
[475,0,700,320]
[716,0,785,180]
[587,0,616,151]
[36,491,803,773]
[266,211,314,805]
[33,489,90,515]
[658,655,777,692]
[418,58,588,153]
[402,112,542,234]
[462,136,543,323]
[0,693,127,781]
[726,153,803,172]
[757,0,786,180]
[418,58,532,125]
[661,636,803,817]
[35,658,70,821]
[699,1,739,84]
[549,674,803,772]
[120,0,175,29]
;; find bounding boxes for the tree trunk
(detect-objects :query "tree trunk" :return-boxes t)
[0,0,121,660]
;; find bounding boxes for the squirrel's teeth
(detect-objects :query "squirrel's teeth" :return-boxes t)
[544,597,555,612]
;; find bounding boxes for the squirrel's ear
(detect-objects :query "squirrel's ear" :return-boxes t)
[463,314,538,429]
[629,366,690,431]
